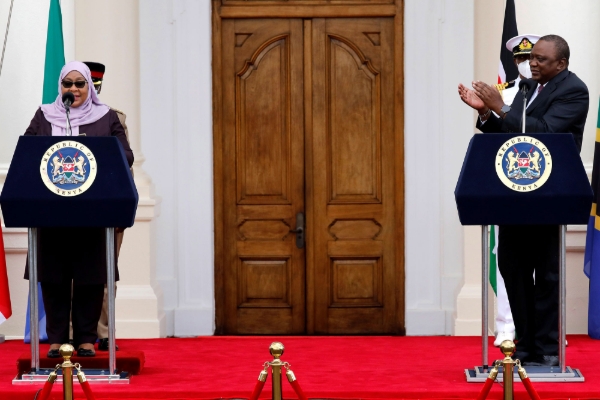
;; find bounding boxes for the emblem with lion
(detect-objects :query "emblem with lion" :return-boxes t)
[73,155,87,176]
[506,151,519,173]
[529,150,541,172]
[51,156,63,177]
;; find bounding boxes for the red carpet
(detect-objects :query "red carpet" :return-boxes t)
[0,335,599,399]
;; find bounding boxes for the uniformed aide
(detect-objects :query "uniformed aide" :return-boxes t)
[84,62,131,352]
[494,34,541,107]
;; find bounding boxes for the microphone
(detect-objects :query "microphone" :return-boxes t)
[519,78,536,95]
[62,92,75,136]
[518,79,536,133]
[62,92,75,109]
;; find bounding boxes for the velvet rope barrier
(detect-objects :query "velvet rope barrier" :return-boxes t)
[517,364,541,400]
[34,370,58,400]
[76,365,98,400]
[475,362,499,400]
[249,367,268,400]
[285,368,308,400]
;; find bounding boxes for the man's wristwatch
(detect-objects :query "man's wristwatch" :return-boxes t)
[500,104,511,118]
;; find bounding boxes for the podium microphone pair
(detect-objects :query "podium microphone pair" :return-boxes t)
[62,92,74,136]
[518,78,536,133]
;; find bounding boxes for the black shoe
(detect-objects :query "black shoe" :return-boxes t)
[77,348,96,357]
[513,352,530,363]
[47,349,61,358]
[98,338,119,351]
[523,355,559,367]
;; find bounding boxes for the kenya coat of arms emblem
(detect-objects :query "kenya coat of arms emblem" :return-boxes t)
[40,141,97,196]
[495,136,552,192]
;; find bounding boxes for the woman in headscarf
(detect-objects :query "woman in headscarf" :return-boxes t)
[24,61,133,358]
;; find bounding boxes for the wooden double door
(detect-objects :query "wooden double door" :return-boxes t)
[214,15,404,334]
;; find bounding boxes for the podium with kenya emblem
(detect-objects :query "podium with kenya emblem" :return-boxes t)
[0,136,138,384]
[455,133,592,383]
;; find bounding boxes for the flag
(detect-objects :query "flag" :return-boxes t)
[25,0,65,343]
[490,225,498,294]
[24,285,47,343]
[490,0,518,295]
[42,0,65,104]
[584,99,600,339]
[0,220,11,324]
[497,0,519,84]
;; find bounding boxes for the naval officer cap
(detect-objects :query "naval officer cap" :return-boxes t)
[505,34,541,56]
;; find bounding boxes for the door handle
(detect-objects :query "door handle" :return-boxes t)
[289,212,305,248]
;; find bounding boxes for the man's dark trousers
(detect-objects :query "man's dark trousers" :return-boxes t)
[498,225,559,360]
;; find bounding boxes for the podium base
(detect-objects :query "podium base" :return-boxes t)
[465,365,584,382]
[13,369,130,385]
[17,350,144,375]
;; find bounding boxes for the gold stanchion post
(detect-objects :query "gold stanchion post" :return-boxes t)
[499,340,515,400]
[269,342,284,400]
[60,343,75,400]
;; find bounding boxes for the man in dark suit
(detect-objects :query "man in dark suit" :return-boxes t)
[458,35,589,366]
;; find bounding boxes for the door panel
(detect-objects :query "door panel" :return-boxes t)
[222,19,305,334]
[218,16,401,335]
[310,18,398,333]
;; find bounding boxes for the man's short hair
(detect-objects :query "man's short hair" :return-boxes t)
[538,35,570,64]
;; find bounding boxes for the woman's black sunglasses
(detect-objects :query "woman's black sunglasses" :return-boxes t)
[61,80,87,89]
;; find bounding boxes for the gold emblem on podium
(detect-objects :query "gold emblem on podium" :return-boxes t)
[495,136,552,192]
[40,141,97,196]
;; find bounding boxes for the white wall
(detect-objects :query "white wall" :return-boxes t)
[139,0,215,336]
[404,0,475,334]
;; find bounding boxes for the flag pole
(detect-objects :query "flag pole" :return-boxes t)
[0,0,15,79]
[27,228,39,372]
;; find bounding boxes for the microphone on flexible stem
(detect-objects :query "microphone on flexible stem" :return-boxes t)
[62,92,75,136]
[518,79,536,133]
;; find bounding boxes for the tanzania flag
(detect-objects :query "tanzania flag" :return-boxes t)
[497,0,518,84]
[25,0,65,343]
[584,99,600,339]
[42,0,65,104]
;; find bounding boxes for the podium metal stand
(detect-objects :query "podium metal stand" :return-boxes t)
[464,225,584,382]
[15,227,128,385]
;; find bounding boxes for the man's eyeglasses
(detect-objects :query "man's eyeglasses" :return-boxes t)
[61,80,87,89]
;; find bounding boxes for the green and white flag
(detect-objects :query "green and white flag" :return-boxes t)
[490,225,498,294]
[42,0,65,104]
